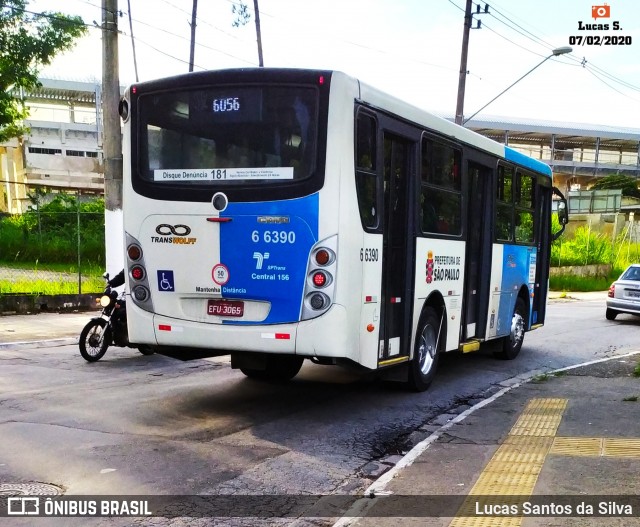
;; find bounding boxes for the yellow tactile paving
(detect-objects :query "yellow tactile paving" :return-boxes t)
[550,437,603,456]
[449,396,640,527]
[548,437,640,458]
[602,438,640,458]
[449,398,567,527]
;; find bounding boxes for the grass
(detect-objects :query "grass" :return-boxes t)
[622,396,638,402]
[633,363,640,378]
[0,277,104,295]
[549,274,614,292]
[0,260,103,273]
[0,261,104,294]
[532,373,550,383]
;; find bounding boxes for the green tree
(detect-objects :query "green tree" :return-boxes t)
[0,1,87,142]
[590,173,640,199]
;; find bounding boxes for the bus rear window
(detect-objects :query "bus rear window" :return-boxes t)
[138,86,318,185]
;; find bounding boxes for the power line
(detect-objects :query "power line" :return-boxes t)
[583,66,640,101]
[0,4,98,30]
[119,14,257,67]
[472,0,640,94]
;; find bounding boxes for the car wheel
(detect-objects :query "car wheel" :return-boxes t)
[495,297,526,360]
[605,308,618,321]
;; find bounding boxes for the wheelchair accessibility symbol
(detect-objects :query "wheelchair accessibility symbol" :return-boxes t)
[157,270,175,291]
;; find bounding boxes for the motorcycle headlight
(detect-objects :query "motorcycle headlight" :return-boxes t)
[100,295,112,307]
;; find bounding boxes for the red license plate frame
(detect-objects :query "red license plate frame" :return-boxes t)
[207,299,244,317]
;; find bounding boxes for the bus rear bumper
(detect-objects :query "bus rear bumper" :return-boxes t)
[150,315,298,353]
[127,303,357,361]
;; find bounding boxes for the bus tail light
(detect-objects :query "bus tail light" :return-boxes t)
[131,265,145,281]
[308,292,330,310]
[301,236,337,320]
[312,271,328,288]
[127,244,142,261]
[133,285,150,302]
[126,232,154,313]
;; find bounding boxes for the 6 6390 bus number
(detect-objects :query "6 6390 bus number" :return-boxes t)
[360,248,379,262]
[251,230,296,244]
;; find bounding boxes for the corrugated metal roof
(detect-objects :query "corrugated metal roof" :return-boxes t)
[447,114,640,141]
[12,78,99,106]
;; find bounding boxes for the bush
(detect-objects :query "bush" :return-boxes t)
[0,194,105,265]
[551,225,613,266]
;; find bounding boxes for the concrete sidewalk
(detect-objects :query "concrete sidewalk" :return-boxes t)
[0,311,90,348]
[334,354,640,526]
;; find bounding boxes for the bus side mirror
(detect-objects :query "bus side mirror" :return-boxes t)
[552,187,568,241]
[557,200,568,225]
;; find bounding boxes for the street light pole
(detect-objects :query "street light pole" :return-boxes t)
[462,46,572,126]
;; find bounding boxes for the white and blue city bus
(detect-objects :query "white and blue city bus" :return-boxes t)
[118,68,567,391]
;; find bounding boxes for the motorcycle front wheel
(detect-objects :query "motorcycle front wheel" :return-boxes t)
[79,318,111,362]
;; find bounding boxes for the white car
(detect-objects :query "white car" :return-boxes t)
[606,264,640,320]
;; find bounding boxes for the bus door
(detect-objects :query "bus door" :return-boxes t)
[463,161,493,340]
[379,133,414,362]
[531,182,551,325]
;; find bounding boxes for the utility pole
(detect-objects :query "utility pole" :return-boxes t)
[253,0,264,67]
[126,0,139,81]
[454,0,472,125]
[189,0,198,72]
[102,0,124,274]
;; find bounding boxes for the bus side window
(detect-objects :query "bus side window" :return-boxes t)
[420,137,462,235]
[355,112,378,229]
[356,113,376,170]
[514,171,535,243]
[496,165,514,241]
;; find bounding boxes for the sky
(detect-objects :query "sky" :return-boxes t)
[29,0,640,129]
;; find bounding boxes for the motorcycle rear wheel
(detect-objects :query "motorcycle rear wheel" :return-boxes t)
[79,318,110,362]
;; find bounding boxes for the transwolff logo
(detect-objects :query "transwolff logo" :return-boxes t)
[152,224,196,245]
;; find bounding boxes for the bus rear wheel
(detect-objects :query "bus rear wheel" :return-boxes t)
[495,297,526,360]
[239,354,304,382]
[408,307,440,392]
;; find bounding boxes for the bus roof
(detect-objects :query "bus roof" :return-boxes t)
[129,67,552,179]
[352,72,552,178]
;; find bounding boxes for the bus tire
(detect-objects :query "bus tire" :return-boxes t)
[137,345,156,356]
[495,297,526,360]
[241,355,304,382]
[408,307,440,392]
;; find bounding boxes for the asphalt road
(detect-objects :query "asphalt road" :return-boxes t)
[1,295,638,526]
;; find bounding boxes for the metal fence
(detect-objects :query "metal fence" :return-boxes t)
[0,191,105,295]
[568,189,622,214]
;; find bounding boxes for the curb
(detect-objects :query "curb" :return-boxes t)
[0,337,78,350]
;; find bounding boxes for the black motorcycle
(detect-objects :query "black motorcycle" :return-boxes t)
[79,272,155,362]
